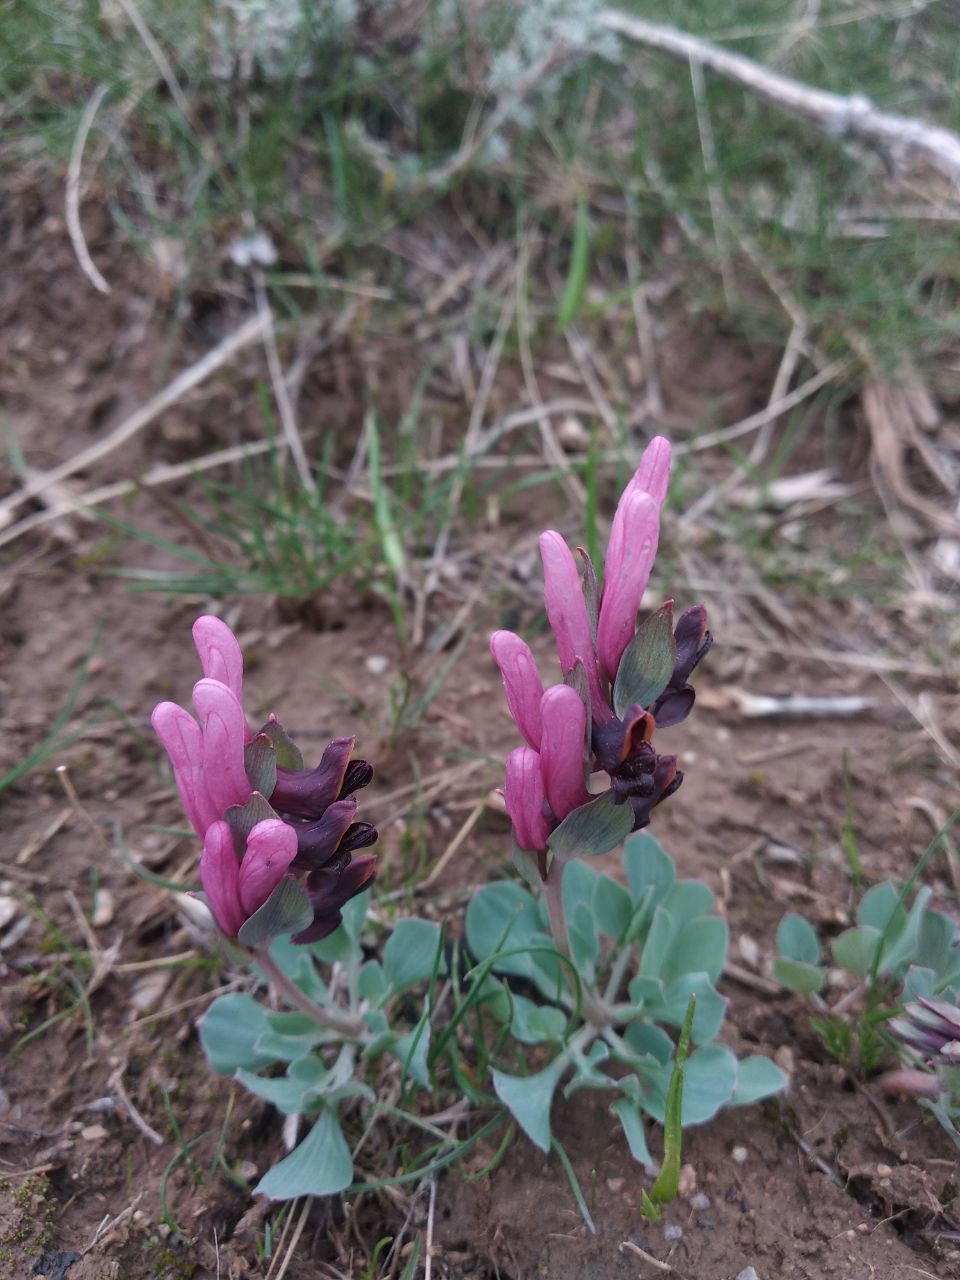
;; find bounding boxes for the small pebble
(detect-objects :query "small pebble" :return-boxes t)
[738,934,761,970]
[81,1124,109,1141]
[92,888,115,927]
[557,416,589,451]
[690,1193,712,1211]
[876,1163,893,1177]
[663,1223,683,1242]
[737,1269,760,1280]
[606,1177,625,1193]
[677,1163,697,1197]
[365,654,390,676]
[731,1145,748,1164]
[0,896,18,931]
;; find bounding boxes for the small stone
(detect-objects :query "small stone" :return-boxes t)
[857,1223,870,1233]
[663,1223,683,1241]
[736,1269,760,1280]
[690,1193,711,1211]
[0,896,18,931]
[606,1177,625,1193]
[876,1163,893,1177]
[92,888,115,927]
[365,654,390,676]
[557,416,589,451]
[774,1045,795,1076]
[731,1145,748,1164]
[677,1163,697,1198]
[81,1124,109,1141]
[129,970,171,1014]
[738,935,761,970]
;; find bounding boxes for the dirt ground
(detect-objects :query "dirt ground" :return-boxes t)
[1,170,958,1280]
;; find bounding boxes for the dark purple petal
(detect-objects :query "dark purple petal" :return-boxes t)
[651,685,696,729]
[339,759,373,798]
[271,736,355,818]
[672,605,712,686]
[629,757,682,830]
[292,852,378,944]
[339,822,378,853]
[289,797,359,870]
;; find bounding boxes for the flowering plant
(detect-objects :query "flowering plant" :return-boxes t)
[469,437,785,1174]
[776,877,960,1145]
[154,617,445,1199]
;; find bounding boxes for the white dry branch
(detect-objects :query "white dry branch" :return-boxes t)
[598,9,960,186]
[66,84,112,295]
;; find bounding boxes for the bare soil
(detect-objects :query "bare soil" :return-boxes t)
[1,176,958,1280]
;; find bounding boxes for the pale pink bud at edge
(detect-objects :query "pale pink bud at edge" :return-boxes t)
[192,678,252,817]
[490,631,544,749]
[151,701,220,838]
[539,531,604,712]
[200,821,246,938]
[504,747,551,853]
[539,685,589,822]
[238,819,299,918]
[597,490,660,685]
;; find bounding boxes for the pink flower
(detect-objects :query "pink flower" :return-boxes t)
[200,819,298,939]
[504,747,551,856]
[491,437,711,861]
[490,631,544,750]
[152,616,378,943]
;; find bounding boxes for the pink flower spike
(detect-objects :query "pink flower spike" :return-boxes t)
[238,819,299,918]
[192,616,252,741]
[192,678,252,816]
[192,616,244,701]
[539,531,604,712]
[597,490,661,683]
[200,820,246,938]
[539,685,589,822]
[490,631,545,749]
[504,747,551,853]
[151,701,219,837]
[629,435,672,508]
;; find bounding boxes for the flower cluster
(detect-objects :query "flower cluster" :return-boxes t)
[891,997,960,1066]
[491,437,711,867]
[152,617,377,944]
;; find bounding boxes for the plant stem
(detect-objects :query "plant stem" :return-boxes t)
[253,947,365,1039]
[542,858,614,1029]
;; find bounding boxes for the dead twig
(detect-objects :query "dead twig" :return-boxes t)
[600,9,960,185]
[253,270,316,493]
[66,84,112,295]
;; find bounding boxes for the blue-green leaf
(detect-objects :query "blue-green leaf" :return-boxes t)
[200,994,274,1074]
[510,995,567,1045]
[776,913,821,966]
[613,603,676,719]
[641,1044,738,1125]
[547,792,633,859]
[831,924,882,976]
[624,834,676,906]
[383,918,444,994]
[773,957,826,995]
[857,882,904,933]
[731,1055,787,1106]
[255,1107,352,1200]
[612,1097,653,1166]
[237,878,313,949]
[493,1057,568,1153]
[663,917,728,985]
[594,875,633,938]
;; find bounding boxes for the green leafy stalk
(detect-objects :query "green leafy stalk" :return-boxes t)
[558,196,590,331]
[645,993,696,1216]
